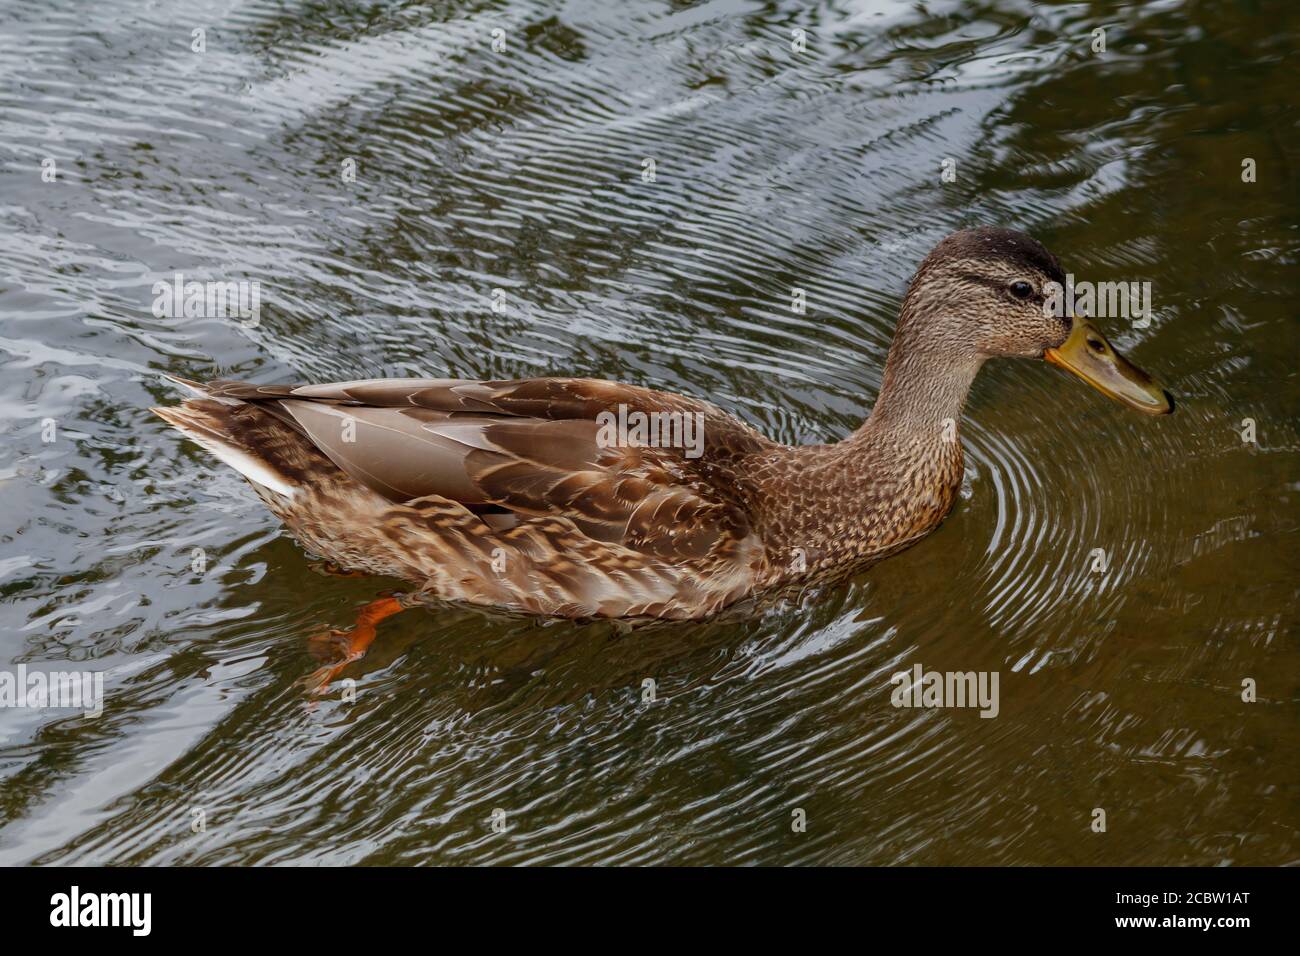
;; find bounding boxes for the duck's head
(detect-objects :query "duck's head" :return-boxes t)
[899,226,1173,415]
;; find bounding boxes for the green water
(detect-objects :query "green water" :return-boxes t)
[0,0,1296,864]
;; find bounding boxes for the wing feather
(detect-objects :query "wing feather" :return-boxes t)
[222,376,771,568]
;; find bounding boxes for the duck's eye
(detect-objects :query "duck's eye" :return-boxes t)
[1009,280,1034,300]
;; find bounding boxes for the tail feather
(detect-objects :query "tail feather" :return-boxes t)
[161,373,208,393]
[160,373,246,403]
[152,401,298,499]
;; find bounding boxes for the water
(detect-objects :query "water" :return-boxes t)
[0,0,1296,865]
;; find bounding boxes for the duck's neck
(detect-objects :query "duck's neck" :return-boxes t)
[760,331,981,581]
[753,315,985,578]
[853,322,984,444]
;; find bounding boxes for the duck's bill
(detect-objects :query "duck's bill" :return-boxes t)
[1044,317,1174,415]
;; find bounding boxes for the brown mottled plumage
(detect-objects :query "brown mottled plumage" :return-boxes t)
[152,228,1172,623]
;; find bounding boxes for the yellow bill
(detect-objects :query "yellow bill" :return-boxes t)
[1045,317,1173,415]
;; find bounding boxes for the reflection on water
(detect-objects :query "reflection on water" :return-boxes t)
[0,0,1296,865]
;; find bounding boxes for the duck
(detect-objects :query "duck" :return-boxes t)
[153,228,1172,683]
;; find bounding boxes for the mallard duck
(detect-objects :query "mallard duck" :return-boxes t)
[154,228,1171,677]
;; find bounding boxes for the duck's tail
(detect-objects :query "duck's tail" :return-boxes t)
[152,377,299,500]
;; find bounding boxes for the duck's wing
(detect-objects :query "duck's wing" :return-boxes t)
[201,377,774,565]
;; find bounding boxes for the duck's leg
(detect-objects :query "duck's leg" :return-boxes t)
[302,594,410,694]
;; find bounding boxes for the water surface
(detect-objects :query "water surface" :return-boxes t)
[0,0,1296,865]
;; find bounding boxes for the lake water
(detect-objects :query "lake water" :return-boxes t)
[0,0,1296,865]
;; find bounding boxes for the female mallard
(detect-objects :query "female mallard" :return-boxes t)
[154,228,1171,679]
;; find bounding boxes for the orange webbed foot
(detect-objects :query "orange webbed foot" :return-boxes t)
[300,595,408,696]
